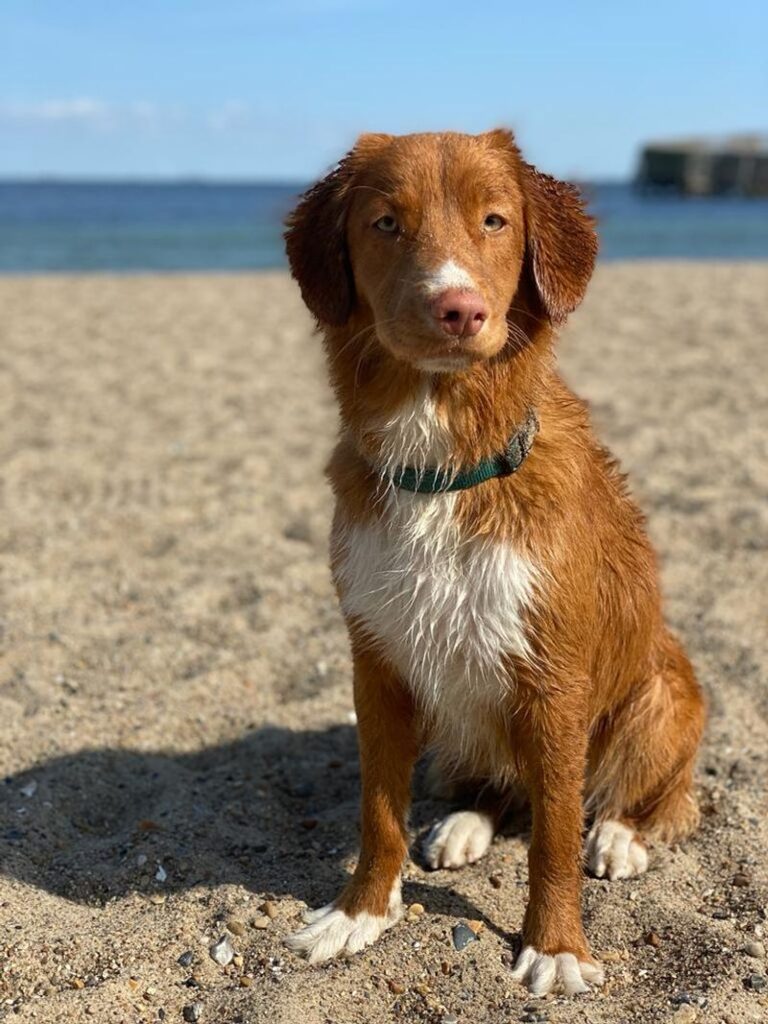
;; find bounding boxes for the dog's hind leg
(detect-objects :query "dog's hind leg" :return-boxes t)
[585,632,705,880]
[422,769,525,870]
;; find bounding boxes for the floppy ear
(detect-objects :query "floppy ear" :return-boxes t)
[284,158,355,326]
[520,162,598,323]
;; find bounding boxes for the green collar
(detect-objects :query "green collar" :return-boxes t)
[390,410,539,494]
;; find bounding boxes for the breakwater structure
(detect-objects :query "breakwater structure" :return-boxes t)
[635,134,768,196]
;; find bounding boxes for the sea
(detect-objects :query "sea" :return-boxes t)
[1,181,767,272]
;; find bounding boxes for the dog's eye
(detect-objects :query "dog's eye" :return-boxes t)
[483,214,506,232]
[373,215,398,234]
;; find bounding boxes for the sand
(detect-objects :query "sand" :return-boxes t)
[0,264,766,1024]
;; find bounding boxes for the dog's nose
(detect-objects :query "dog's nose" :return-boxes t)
[429,289,488,338]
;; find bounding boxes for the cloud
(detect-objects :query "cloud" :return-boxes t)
[0,98,110,124]
[0,99,201,137]
[0,98,355,176]
[207,100,253,133]
[0,97,330,140]
[0,98,256,134]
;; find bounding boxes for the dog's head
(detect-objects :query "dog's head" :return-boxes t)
[286,129,596,373]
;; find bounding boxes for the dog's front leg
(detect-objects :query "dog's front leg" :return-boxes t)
[511,695,605,996]
[285,634,418,963]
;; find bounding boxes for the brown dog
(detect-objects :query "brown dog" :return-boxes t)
[283,129,704,995]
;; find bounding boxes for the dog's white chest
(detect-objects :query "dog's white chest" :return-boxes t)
[336,388,539,766]
[336,491,538,765]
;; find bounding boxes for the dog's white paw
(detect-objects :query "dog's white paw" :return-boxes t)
[586,819,648,880]
[423,810,494,869]
[285,891,402,963]
[511,945,605,996]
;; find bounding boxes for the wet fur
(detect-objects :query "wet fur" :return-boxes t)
[284,129,705,983]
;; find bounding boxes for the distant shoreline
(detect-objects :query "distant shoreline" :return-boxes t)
[2,181,768,270]
[2,259,767,284]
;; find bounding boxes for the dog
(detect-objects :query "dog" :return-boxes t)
[282,129,705,995]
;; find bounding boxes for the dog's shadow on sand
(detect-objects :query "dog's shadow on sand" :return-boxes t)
[0,724,524,944]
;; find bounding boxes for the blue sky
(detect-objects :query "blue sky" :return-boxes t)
[1,0,766,181]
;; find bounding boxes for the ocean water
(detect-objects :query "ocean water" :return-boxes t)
[0,181,767,273]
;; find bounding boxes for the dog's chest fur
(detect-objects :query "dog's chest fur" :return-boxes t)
[336,386,539,770]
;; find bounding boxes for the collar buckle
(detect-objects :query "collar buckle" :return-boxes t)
[389,409,538,494]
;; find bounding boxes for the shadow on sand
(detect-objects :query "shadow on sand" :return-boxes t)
[0,723,526,945]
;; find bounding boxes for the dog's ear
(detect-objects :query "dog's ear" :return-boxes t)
[520,161,598,324]
[284,157,356,326]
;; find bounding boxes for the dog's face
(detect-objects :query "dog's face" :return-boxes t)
[342,132,527,372]
[286,130,596,373]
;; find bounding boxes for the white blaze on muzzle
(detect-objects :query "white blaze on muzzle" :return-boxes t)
[421,260,478,296]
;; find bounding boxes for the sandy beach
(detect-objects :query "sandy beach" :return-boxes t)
[0,263,766,1024]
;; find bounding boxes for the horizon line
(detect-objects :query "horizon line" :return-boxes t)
[0,173,632,187]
